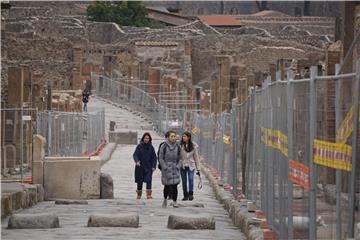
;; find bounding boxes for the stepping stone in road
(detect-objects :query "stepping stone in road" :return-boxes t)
[87,214,139,228]
[8,213,60,229]
[167,214,215,230]
[177,203,205,208]
[54,199,88,205]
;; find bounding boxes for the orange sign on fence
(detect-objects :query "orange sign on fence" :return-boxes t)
[288,160,310,190]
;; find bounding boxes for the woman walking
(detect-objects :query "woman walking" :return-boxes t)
[159,130,182,208]
[133,132,157,199]
[180,131,200,201]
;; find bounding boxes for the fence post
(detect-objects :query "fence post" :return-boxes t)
[232,107,238,196]
[245,94,252,198]
[309,66,318,240]
[251,93,257,200]
[47,111,51,156]
[348,59,360,237]
[335,63,342,240]
[286,73,294,239]
[268,86,275,227]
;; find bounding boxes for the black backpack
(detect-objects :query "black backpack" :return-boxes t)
[157,142,181,170]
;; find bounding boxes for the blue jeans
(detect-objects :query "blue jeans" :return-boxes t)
[181,167,194,193]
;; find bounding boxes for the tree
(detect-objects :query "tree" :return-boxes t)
[87,1,162,28]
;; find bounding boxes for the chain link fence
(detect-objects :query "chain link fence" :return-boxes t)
[190,62,360,239]
[37,109,105,157]
[91,60,359,239]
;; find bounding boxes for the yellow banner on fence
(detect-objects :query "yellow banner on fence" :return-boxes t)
[223,135,231,145]
[313,139,352,171]
[202,131,211,139]
[336,105,360,144]
[260,127,288,157]
[192,127,200,134]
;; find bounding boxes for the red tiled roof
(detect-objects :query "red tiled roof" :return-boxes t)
[197,15,243,26]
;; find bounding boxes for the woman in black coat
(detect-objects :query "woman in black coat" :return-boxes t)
[133,132,157,199]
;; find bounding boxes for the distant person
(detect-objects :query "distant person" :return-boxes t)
[133,132,157,199]
[82,90,90,112]
[180,131,200,201]
[159,130,181,208]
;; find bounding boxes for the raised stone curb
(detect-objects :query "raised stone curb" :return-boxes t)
[167,214,215,230]
[1,183,44,219]
[54,199,88,205]
[87,214,139,228]
[8,213,60,229]
[201,165,264,240]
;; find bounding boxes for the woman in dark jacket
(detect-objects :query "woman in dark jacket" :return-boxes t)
[133,132,157,199]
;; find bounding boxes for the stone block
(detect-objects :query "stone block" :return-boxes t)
[87,214,139,228]
[44,157,101,200]
[8,213,60,229]
[167,214,215,230]
[55,199,88,205]
[33,161,44,185]
[100,173,114,199]
[21,189,29,209]
[1,194,12,218]
[177,203,205,208]
[33,135,46,162]
[109,121,116,131]
[36,184,44,202]
[23,184,38,207]
[11,191,24,211]
[247,201,257,212]
[108,131,137,144]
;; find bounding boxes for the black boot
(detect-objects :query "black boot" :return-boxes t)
[182,192,188,201]
[188,191,194,201]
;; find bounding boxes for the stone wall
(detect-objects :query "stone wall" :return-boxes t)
[144,1,341,17]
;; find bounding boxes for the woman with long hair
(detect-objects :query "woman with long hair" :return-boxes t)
[180,131,200,201]
[133,132,157,199]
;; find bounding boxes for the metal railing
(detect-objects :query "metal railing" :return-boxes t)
[92,74,202,134]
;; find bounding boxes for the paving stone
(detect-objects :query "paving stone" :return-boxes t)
[167,214,215,230]
[54,199,88,205]
[87,214,139,228]
[8,213,60,229]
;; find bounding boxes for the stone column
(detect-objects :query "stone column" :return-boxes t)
[148,67,161,100]
[216,55,231,112]
[33,135,46,185]
[72,47,83,90]
[7,66,22,107]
